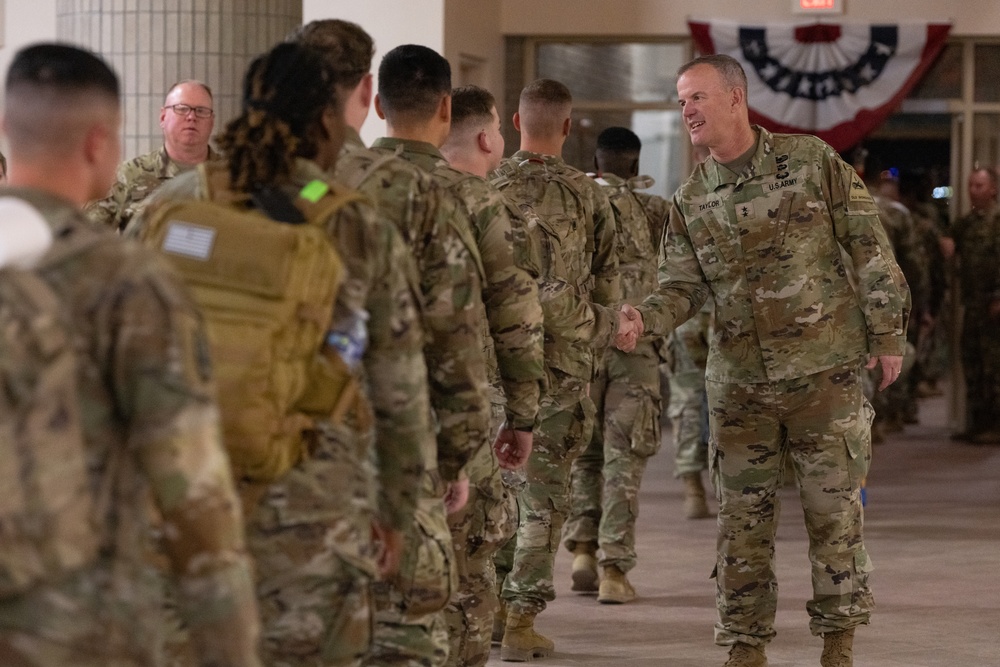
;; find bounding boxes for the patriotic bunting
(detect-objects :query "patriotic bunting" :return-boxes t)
[688,19,951,151]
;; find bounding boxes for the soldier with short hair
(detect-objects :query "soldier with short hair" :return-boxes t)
[489,78,628,662]
[438,83,546,667]
[564,127,666,604]
[86,79,217,231]
[0,42,261,667]
[616,54,909,667]
[362,43,496,667]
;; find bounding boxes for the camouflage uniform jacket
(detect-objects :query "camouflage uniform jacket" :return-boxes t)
[86,145,219,231]
[873,194,929,318]
[491,150,622,382]
[595,173,659,307]
[338,130,489,489]
[633,186,672,251]
[127,158,431,533]
[946,202,1000,306]
[636,127,910,383]
[596,172,668,369]
[0,188,260,666]
[375,138,545,431]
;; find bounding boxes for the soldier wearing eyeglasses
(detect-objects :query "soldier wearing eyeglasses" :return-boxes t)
[86,80,218,231]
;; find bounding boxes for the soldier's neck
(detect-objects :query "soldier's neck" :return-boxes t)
[385,120,446,149]
[709,124,758,165]
[519,136,563,158]
[8,160,91,208]
[166,143,208,167]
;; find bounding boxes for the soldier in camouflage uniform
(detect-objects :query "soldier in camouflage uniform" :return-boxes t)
[129,43,432,667]
[490,79,627,662]
[86,79,218,231]
[294,25,491,667]
[437,84,546,667]
[940,167,1000,443]
[365,45,498,667]
[563,127,664,605]
[633,186,716,517]
[870,181,927,437]
[616,56,909,667]
[0,43,261,667]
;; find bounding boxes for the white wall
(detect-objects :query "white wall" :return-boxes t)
[303,0,445,145]
[444,0,505,117]
[0,0,58,109]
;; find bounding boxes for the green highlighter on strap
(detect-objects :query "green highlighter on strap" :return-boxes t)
[300,179,330,203]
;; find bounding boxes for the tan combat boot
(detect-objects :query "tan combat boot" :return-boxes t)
[492,598,507,645]
[570,543,598,592]
[500,610,554,662]
[597,565,636,604]
[723,642,768,667]
[682,472,713,519]
[820,628,854,667]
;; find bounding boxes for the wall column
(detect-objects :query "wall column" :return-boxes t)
[56,0,302,160]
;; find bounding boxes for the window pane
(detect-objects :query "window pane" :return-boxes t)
[563,109,685,200]
[536,42,687,103]
[908,42,961,100]
[973,113,1000,171]
[974,44,1000,103]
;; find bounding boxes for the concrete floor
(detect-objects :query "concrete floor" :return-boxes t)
[486,389,1000,667]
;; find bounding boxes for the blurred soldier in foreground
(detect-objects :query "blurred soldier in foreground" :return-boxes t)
[564,127,665,604]
[438,84,545,666]
[0,42,260,667]
[87,79,217,231]
[616,54,909,667]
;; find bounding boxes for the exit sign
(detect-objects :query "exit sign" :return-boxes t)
[792,0,844,13]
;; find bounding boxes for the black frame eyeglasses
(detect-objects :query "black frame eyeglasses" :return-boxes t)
[165,103,214,119]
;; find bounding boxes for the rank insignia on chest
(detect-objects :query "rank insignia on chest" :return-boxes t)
[737,201,756,220]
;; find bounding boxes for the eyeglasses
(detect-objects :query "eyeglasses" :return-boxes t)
[165,103,214,119]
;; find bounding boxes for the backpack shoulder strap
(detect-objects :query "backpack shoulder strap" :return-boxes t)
[341,147,402,191]
[294,180,368,229]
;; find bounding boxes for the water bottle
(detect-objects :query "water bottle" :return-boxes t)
[325,308,369,371]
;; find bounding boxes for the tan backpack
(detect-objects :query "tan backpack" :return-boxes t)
[143,165,367,484]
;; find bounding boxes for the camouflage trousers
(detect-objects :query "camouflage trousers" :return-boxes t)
[667,311,711,477]
[564,344,661,573]
[708,362,875,645]
[247,421,377,667]
[362,493,457,667]
[444,402,517,667]
[444,437,517,666]
[501,368,595,615]
[960,316,1000,433]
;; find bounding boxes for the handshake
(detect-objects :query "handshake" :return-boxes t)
[615,303,644,353]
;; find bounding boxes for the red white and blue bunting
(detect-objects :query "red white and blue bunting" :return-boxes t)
[688,20,951,151]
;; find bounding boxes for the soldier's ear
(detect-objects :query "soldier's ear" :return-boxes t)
[513,112,522,133]
[373,94,387,121]
[562,117,571,138]
[439,94,451,124]
[358,73,374,109]
[730,86,745,111]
